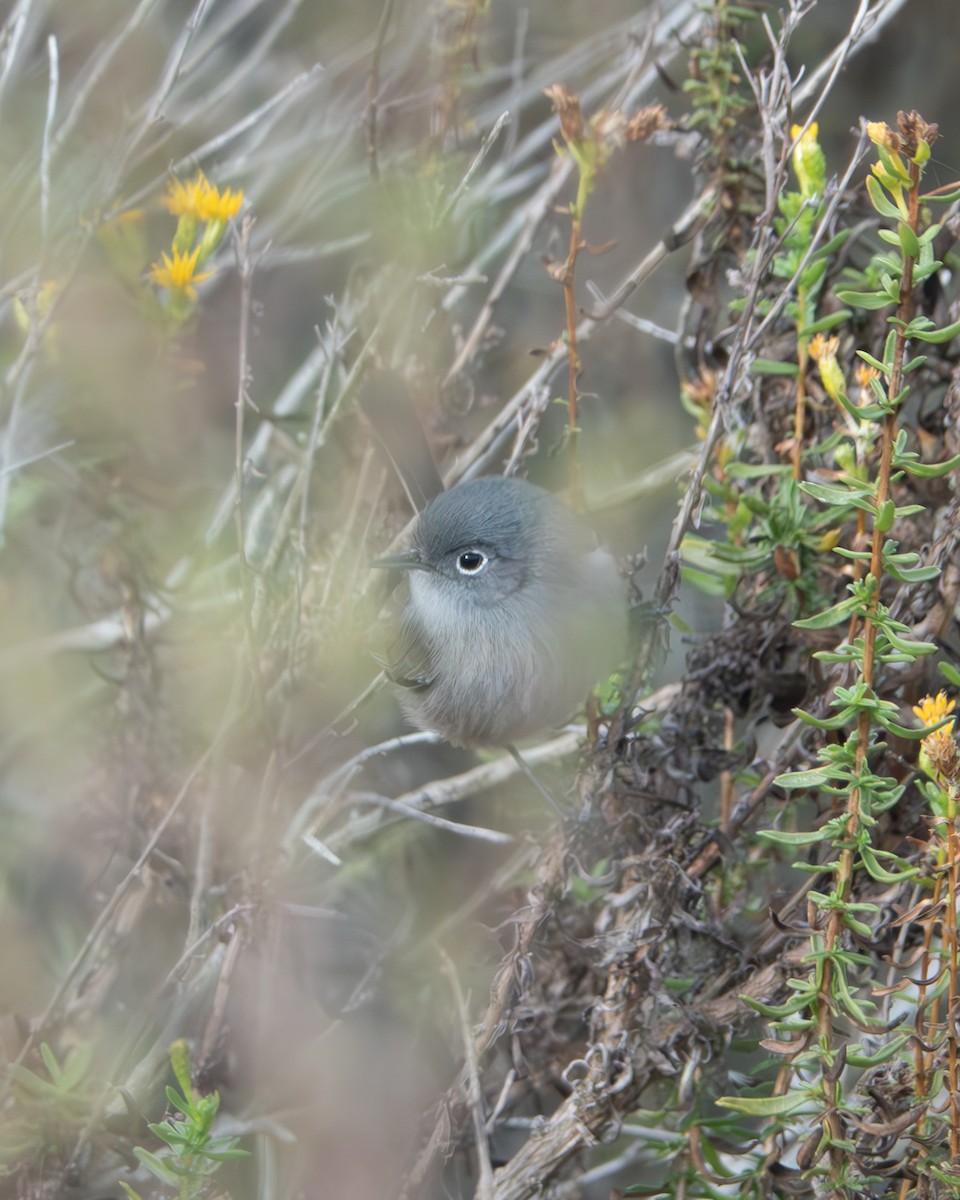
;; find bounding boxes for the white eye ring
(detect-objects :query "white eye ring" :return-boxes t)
[456,550,488,575]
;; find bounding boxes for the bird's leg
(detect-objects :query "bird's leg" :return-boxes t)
[506,744,566,817]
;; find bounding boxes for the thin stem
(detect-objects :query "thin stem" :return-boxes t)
[232,215,276,755]
[792,340,807,480]
[562,173,585,509]
[947,802,960,1158]
[365,0,396,181]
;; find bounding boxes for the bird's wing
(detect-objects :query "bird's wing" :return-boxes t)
[373,612,435,692]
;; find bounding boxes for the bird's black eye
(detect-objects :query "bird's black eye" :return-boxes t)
[456,550,487,575]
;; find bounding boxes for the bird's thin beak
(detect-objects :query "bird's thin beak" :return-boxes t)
[371,548,427,571]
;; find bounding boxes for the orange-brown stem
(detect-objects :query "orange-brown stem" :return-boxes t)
[793,342,808,480]
[947,821,960,1158]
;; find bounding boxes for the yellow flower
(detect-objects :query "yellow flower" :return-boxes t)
[149,245,213,300]
[808,334,844,405]
[814,528,843,553]
[913,691,956,734]
[160,172,243,221]
[853,363,879,406]
[790,122,825,198]
[914,693,960,786]
[854,363,877,388]
[790,121,818,142]
[865,118,911,219]
[197,183,243,222]
[866,121,897,150]
[913,692,959,785]
[161,174,209,218]
[808,334,838,362]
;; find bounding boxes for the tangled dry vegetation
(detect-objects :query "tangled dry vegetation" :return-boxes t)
[4,0,960,1197]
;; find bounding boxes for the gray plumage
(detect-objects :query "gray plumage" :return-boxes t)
[374,476,626,747]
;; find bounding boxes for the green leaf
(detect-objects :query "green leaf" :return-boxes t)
[798,309,853,337]
[939,661,960,687]
[39,1043,62,1085]
[897,313,937,335]
[164,1087,194,1117]
[911,317,960,344]
[680,565,734,599]
[725,462,793,479]
[751,358,799,376]
[757,827,829,845]
[898,222,921,260]
[865,174,903,219]
[801,480,874,506]
[794,707,859,730]
[884,562,941,583]
[740,991,816,1018]
[913,261,943,286]
[875,714,940,739]
[834,289,893,311]
[855,350,887,373]
[858,844,918,883]
[202,1143,250,1162]
[879,625,938,656]
[830,386,889,423]
[832,966,877,1024]
[812,231,853,261]
[716,1090,813,1116]
[793,593,862,629]
[802,257,828,291]
[134,1148,182,1187]
[872,253,902,276]
[877,143,912,183]
[875,498,896,532]
[845,1035,912,1068]
[921,185,960,203]
[773,768,832,788]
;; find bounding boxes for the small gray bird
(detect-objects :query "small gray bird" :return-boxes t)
[373,475,626,748]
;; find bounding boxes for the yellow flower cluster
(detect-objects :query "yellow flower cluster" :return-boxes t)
[148,246,213,302]
[160,172,243,222]
[808,334,845,405]
[913,691,956,738]
[789,122,825,199]
[149,172,244,310]
[913,691,960,786]
[853,362,879,401]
